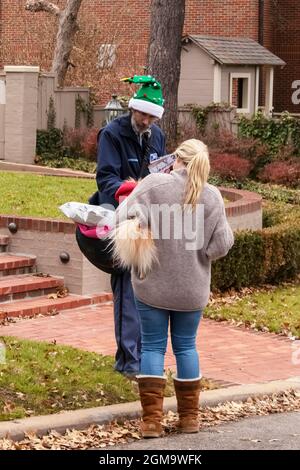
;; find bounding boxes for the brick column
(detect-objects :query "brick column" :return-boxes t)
[4,66,40,164]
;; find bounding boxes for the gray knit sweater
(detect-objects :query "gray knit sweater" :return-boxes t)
[116,168,234,311]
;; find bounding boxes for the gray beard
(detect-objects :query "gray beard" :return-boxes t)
[131,115,151,138]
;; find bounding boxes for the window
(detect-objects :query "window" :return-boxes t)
[230,73,251,113]
[98,44,116,69]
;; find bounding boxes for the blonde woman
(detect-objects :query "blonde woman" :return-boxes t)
[112,139,234,438]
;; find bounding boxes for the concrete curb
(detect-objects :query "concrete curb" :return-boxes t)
[1,377,300,441]
[0,161,94,179]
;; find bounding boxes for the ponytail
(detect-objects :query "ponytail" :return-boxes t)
[174,139,210,209]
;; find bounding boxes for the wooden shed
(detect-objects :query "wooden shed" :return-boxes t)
[179,35,286,116]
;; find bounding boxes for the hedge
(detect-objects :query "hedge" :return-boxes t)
[212,221,300,290]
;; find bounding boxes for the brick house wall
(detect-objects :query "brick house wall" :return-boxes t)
[259,0,272,107]
[0,0,298,112]
[271,0,300,113]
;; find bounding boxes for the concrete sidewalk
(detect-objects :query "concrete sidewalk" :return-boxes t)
[0,377,299,441]
[1,301,300,441]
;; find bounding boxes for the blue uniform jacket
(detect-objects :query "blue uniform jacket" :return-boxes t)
[89,114,166,208]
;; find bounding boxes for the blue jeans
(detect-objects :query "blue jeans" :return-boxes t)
[135,298,202,379]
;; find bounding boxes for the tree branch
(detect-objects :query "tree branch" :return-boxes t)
[25,0,61,16]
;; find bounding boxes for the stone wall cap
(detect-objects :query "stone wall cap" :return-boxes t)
[4,66,40,73]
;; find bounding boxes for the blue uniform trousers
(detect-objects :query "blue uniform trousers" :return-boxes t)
[111,270,141,374]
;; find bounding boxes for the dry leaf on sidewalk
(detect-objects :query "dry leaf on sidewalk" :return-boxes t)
[47,288,68,300]
[1,390,299,450]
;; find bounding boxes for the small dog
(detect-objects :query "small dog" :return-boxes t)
[109,178,158,279]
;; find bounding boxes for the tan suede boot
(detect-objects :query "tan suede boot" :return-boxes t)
[138,376,166,438]
[173,377,201,433]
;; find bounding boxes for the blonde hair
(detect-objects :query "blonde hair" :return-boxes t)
[174,139,210,209]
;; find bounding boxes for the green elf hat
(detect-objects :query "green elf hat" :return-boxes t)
[121,75,165,119]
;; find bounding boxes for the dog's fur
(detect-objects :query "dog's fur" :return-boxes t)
[109,217,158,279]
[107,178,158,278]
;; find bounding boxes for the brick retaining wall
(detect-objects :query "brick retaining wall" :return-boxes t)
[0,216,110,295]
[0,187,262,292]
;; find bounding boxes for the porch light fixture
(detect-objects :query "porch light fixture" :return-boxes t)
[105,94,124,124]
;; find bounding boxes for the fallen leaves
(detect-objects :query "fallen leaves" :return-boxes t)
[3,401,15,414]
[207,281,300,340]
[208,285,274,308]
[47,288,69,300]
[0,316,16,326]
[208,279,299,309]
[0,390,299,450]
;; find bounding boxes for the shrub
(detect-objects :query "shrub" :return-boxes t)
[239,111,300,156]
[47,96,56,130]
[207,177,300,204]
[274,144,297,162]
[192,103,235,133]
[35,127,99,172]
[199,130,270,178]
[81,128,99,161]
[258,160,300,187]
[212,198,300,291]
[262,208,282,228]
[36,128,63,156]
[261,200,298,228]
[35,154,96,173]
[212,222,300,291]
[210,153,252,181]
[62,127,99,161]
[205,130,265,157]
[63,128,87,158]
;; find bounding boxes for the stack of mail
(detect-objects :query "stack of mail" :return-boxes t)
[59,202,115,227]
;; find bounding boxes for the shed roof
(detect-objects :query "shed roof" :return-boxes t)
[183,35,286,66]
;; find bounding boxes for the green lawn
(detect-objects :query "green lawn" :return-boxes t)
[0,336,216,421]
[0,172,96,219]
[0,337,138,421]
[0,171,299,220]
[206,283,300,337]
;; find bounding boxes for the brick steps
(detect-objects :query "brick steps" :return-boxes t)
[0,247,112,319]
[0,236,9,253]
[0,293,113,320]
[0,254,36,276]
[0,274,65,303]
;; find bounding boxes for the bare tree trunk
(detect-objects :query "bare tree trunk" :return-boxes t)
[52,0,82,86]
[147,0,185,148]
[26,0,83,87]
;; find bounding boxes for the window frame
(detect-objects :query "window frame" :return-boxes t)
[98,44,117,69]
[229,72,251,114]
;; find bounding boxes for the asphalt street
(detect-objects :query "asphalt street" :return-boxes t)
[111,411,300,450]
